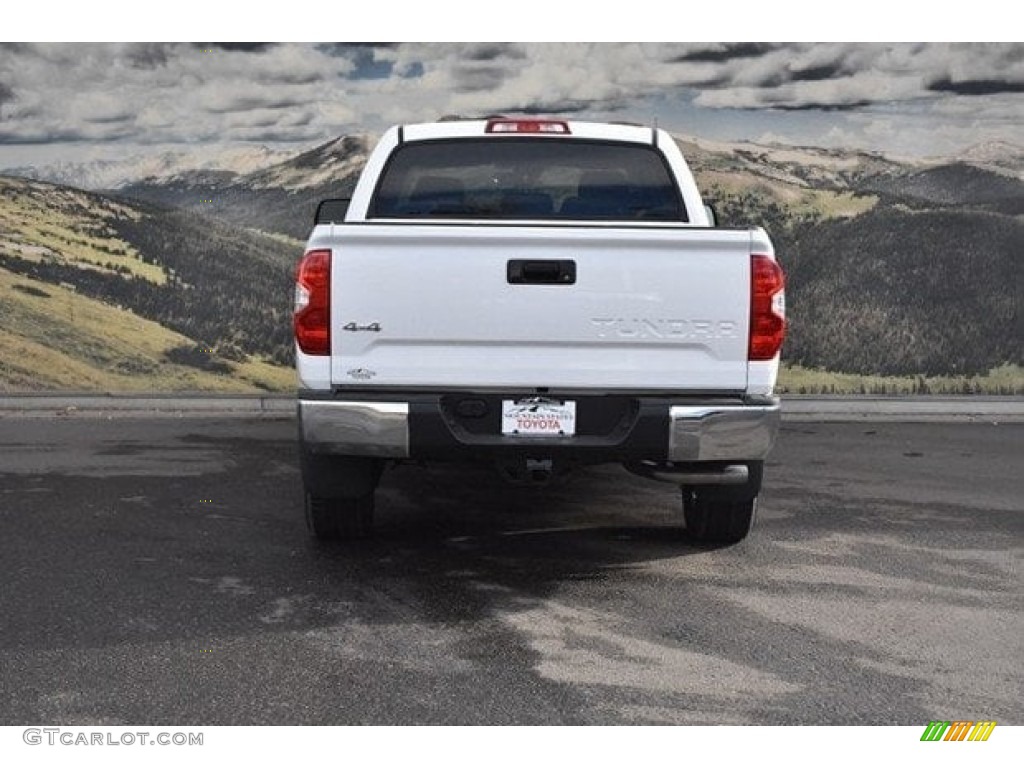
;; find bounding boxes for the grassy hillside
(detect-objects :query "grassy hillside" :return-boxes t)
[0,267,292,391]
[0,176,295,392]
[0,177,164,284]
[778,363,1023,396]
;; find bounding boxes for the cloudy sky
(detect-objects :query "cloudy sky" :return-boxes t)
[0,42,1021,168]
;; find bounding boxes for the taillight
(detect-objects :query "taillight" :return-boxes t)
[749,254,786,361]
[294,249,330,356]
[485,118,570,134]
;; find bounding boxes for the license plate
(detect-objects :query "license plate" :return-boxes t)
[501,398,576,437]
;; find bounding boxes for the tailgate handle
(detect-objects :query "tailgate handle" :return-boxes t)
[507,259,576,285]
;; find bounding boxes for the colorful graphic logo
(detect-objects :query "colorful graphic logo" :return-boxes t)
[920,721,996,742]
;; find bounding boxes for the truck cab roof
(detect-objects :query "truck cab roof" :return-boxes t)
[400,118,662,146]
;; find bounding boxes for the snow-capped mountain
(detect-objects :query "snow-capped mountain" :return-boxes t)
[242,135,373,191]
[673,134,911,189]
[2,145,296,191]
[116,135,373,239]
[953,141,1024,178]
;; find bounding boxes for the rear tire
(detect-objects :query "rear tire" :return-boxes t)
[304,491,374,540]
[682,490,757,544]
[300,448,382,541]
[681,460,762,545]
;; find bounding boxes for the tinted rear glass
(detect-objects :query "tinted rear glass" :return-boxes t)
[370,138,686,221]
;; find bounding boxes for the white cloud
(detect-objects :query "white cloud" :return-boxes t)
[0,42,1020,162]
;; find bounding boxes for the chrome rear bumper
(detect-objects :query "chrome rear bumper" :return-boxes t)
[299,395,780,462]
[667,400,780,461]
[298,400,409,457]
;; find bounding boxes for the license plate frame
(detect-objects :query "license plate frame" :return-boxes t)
[501,398,576,437]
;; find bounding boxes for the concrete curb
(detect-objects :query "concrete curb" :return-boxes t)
[0,394,1020,422]
[780,395,1024,423]
[0,394,295,418]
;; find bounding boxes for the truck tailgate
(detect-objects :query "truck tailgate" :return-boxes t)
[323,224,754,392]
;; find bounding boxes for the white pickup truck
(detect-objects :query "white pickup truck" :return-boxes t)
[294,118,785,544]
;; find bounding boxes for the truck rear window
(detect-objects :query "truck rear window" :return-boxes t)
[369,139,687,221]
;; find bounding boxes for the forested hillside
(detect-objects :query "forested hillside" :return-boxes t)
[0,176,294,391]
[693,140,1022,379]
[782,209,1021,375]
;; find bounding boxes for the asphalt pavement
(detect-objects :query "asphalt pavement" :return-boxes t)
[0,417,1020,725]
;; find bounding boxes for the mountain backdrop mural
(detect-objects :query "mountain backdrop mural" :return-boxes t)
[0,43,1020,393]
